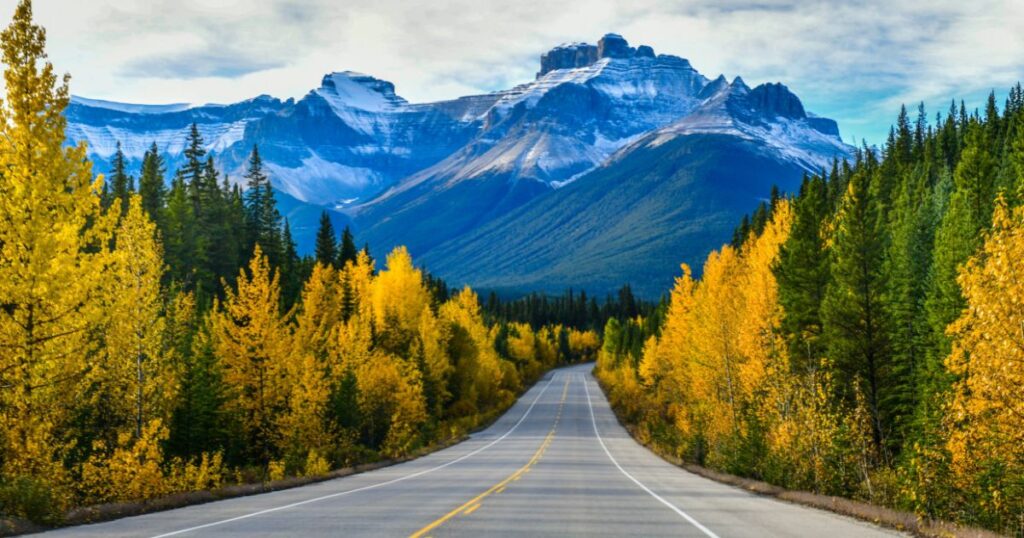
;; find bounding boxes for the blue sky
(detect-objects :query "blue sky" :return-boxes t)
[13,0,1024,144]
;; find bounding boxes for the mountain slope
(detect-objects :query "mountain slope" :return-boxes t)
[421,133,810,297]
[372,65,850,297]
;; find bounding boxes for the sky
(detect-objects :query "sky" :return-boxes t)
[11,0,1024,144]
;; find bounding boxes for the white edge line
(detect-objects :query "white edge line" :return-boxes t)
[582,372,720,538]
[149,373,561,538]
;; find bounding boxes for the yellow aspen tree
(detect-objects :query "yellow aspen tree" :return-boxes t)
[283,263,339,469]
[639,264,696,389]
[104,195,171,438]
[278,352,332,472]
[689,247,745,452]
[506,322,541,380]
[293,263,340,363]
[418,305,452,414]
[211,246,290,464]
[567,329,600,363]
[945,198,1024,509]
[371,246,431,334]
[440,288,505,414]
[354,352,427,456]
[0,0,113,501]
[736,200,791,397]
[343,250,376,322]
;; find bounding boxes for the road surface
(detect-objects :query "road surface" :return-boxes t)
[44,364,900,537]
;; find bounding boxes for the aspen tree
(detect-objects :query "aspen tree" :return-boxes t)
[211,246,290,465]
[0,1,111,506]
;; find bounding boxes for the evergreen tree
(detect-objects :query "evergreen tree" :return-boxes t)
[167,320,227,460]
[314,211,338,267]
[280,219,303,308]
[338,225,358,268]
[163,172,201,289]
[182,123,206,190]
[775,174,831,374]
[921,123,998,423]
[105,141,133,214]
[821,154,894,459]
[243,145,282,266]
[137,142,166,222]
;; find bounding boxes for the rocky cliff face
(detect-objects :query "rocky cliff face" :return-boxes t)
[747,82,807,119]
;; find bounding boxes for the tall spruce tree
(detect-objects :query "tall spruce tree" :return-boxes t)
[920,122,998,425]
[775,174,831,374]
[314,211,338,267]
[105,141,133,214]
[137,142,166,222]
[338,225,358,268]
[821,151,895,459]
[243,145,282,266]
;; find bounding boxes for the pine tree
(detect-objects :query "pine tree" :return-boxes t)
[137,142,166,223]
[243,145,282,266]
[167,316,227,460]
[314,211,338,267]
[105,141,133,215]
[279,219,302,309]
[163,172,201,290]
[182,123,206,190]
[922,124,996,403]
[338,225,358,268]
[775,174,830,374]
[821,156,894,459]
[883,163,937,446]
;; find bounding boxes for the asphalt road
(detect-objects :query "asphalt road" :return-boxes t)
[44,364,900,537]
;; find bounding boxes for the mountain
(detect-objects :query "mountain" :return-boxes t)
[416,75,849,296]
[64,33,851,295]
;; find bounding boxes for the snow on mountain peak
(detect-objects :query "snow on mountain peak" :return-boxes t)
[70,96,195,115]
[317,71,407,112]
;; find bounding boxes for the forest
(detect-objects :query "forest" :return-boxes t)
[0,4,603,524]
[597,83,1024,533]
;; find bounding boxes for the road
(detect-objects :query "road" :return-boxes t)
[44,364,900,537]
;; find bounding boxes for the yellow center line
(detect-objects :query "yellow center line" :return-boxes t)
[408,376,571,538]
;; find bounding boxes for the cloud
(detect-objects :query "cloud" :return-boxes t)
[11,0,1024,143]
[120,47,286,79]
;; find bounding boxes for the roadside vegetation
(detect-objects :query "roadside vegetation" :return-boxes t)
[598,82,1024,534]
[0,2,606,525]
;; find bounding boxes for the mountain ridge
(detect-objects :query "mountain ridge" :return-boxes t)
[64,33,852,296]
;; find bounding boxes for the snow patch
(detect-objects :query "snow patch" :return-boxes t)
[65,120,250,159]
[265,153,386,204]
[71,96,195,115]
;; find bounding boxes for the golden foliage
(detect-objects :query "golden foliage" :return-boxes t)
[945,198,1024,508]
[210,246,290,459]
[79,419,170,503]
[372,246,431,334]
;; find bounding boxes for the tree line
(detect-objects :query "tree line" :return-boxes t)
[0,2,602,524]
[597,84,1024,533]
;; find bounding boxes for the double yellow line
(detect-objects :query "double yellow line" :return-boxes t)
[409,376,571,538]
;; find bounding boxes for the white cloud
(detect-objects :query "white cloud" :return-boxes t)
[3,0,1022,143]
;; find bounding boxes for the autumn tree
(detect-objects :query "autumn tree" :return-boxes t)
[103,196,172,438]
[945,198,1024,525]
[0,0,112,513]
[210,246,290,466]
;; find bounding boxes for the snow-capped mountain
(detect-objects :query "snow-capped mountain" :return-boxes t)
[65,33,851,295]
